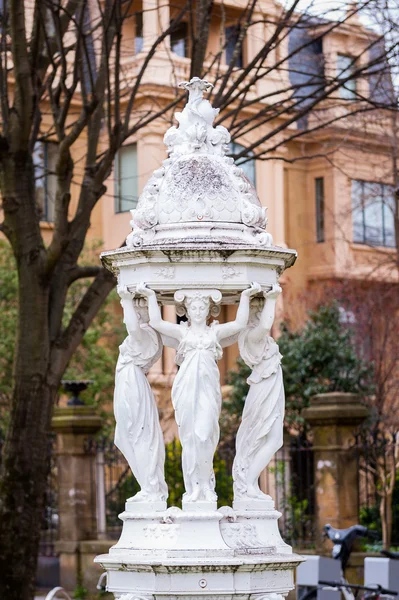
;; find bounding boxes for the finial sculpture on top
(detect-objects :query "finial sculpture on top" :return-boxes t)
[98,77,302,600]
[127,76,271,248]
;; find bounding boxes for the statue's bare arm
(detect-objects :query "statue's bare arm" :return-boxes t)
[215,282,261,343]
[162,334,180,350]
[137,282,183,342]
[248,284,282,344]
[118,285,142,338]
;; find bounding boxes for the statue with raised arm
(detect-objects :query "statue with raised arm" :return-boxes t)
[114,286,168,504]
[233,284,284,503]
[137,282,261,505]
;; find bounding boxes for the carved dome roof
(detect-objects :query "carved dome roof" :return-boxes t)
[157,153,262,224]
[126,78,272,248]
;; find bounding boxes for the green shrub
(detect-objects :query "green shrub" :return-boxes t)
[225,302,373,430]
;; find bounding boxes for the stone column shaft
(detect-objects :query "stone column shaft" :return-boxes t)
[52,406,103,589]
[302,393,369,550]
[142,0,160,51]
[163,304,177,376]
[158,0,170,50]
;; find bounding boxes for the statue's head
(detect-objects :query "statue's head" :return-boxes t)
[249,297,265,326]
[174,289,222,322]
[133,297,150,323]
[185,295,211,325]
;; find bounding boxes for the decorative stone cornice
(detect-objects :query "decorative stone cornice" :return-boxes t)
[302,392,369,426]
[52,406,103,435]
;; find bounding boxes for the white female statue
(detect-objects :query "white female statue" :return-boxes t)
[114,286,168,504]
[233,283,284,503]
[137,282,260,505]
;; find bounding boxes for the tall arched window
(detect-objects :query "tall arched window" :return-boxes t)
[229,142,256,186]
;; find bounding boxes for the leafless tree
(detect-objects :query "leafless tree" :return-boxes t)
[347,281,399,548]
[357,429,399,549]
[0,0,397,597]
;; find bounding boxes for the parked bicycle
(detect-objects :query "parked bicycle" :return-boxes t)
[298,524,399,600]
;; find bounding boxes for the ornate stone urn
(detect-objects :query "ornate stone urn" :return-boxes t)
[95,77,302,600]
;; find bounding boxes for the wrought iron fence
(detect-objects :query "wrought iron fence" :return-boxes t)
[85,436,235,538]
[258,436,316,548]
[38,426,399,554]
[278,437,315,548]
[354,430,399,547]
[85,434,316,547]
[39,434,59,557]
[8,420,396,565]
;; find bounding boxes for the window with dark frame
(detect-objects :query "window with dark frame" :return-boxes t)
[229,142,256,185]
[170,21,188,58]
[135,12,143,54]
[0,0,5,31]
[315,177,325,243]
[351,179,395,247]
[75,3,97,93]
[115,144,139,213]
[34,141,59,223]
[337,54,357,100]
[225,25,243,68]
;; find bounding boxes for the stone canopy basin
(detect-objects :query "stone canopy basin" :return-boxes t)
[101,243,297,305]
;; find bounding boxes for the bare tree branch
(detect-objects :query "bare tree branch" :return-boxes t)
[67,265,102,284]
[49,266,116,383]
[9,0,33,150]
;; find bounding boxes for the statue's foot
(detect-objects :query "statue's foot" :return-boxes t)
[204,488,217,502]
[183,488,217,503]
[128,490,166,503]
[246,485,270,500]
[233,487,274,511]
[127,490,149,502]
[183,489,200,503]
[126,490,168,513]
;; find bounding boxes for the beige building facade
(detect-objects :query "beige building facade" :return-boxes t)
[30,0,397,425]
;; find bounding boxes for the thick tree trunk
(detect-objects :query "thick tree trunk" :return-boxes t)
[0,156,58,600]
[190,0,214,79]
[0,385,56,600]
[0,160,116,599]
[0,265,56,600]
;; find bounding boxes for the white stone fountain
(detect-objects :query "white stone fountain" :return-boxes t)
[96,77,302,600]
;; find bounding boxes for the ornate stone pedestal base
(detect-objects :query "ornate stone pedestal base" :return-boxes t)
[94,505,303,599]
